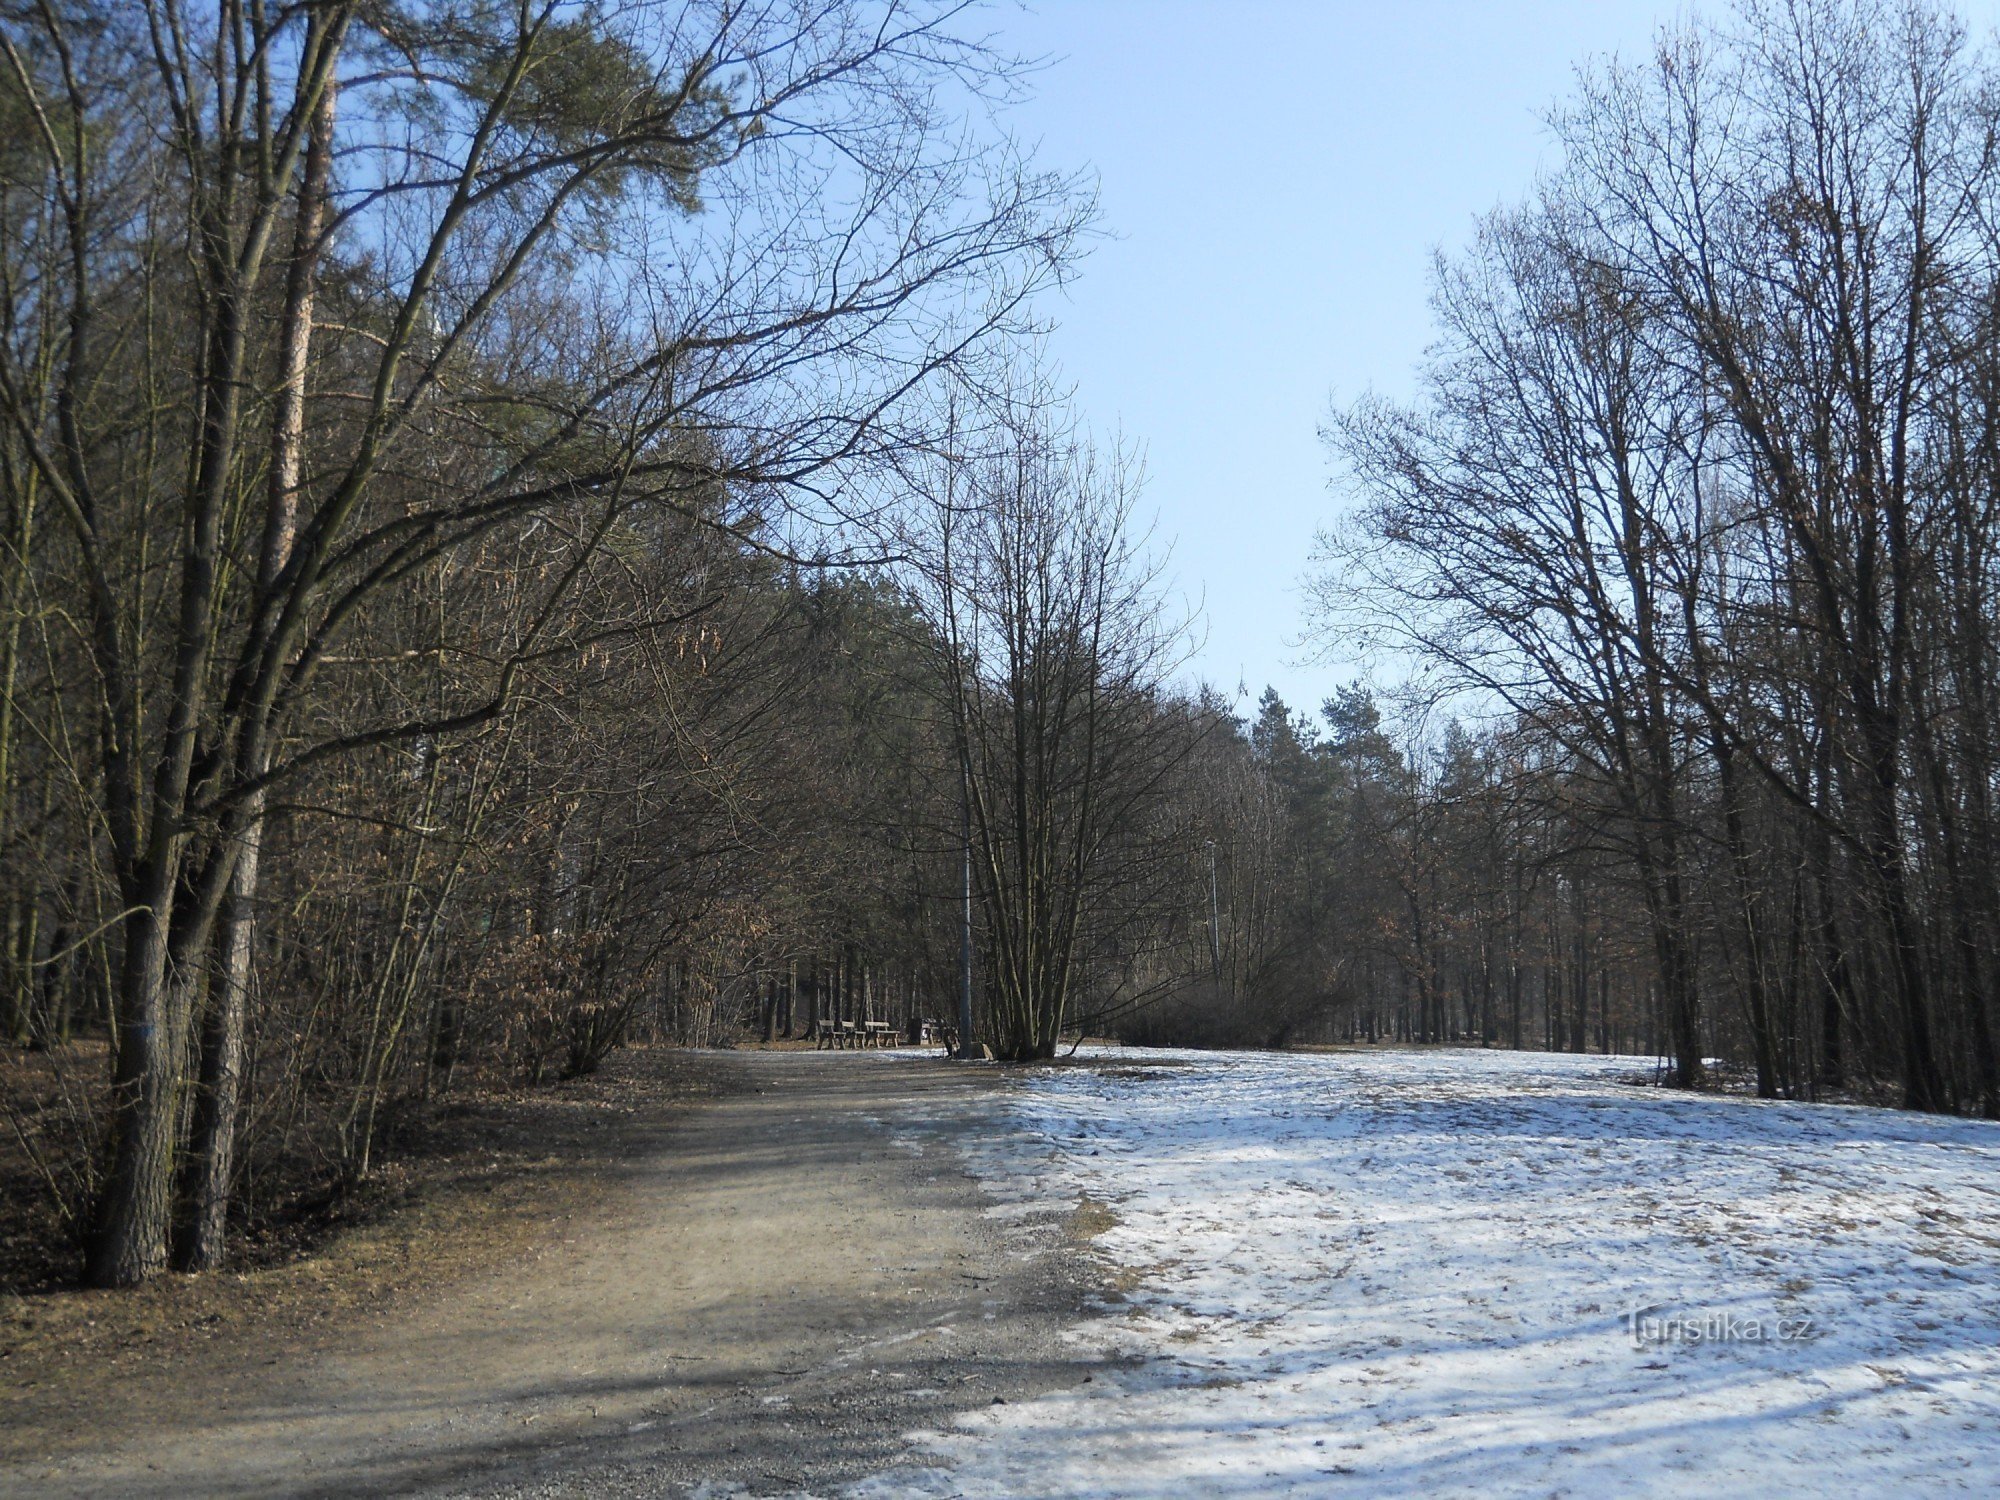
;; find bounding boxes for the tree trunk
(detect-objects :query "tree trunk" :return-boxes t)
[176,76,337,1271]
[89,905,187,1286]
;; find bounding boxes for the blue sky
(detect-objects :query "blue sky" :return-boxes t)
[989,1,1993,722]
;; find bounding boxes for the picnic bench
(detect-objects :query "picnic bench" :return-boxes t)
[812,1016,956,1050]
[815,1019,902,1049]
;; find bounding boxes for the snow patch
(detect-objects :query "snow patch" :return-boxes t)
[857,1047,2000,1497]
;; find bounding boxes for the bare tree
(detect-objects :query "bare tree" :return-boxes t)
[909,402,1191,1059]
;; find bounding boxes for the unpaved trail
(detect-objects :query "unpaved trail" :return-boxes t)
[2,1052,1104,1498]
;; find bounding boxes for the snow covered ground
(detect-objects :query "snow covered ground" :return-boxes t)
[861,1047,2000,1497]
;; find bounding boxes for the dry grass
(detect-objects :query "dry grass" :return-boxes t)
[1067,1194,1120,1242]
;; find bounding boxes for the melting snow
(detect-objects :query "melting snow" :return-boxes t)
[860,1046,2000,1497]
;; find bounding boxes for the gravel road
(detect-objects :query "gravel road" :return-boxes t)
[6,1051,1106,1498]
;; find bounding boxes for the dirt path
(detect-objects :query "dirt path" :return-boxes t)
[2,1051,1104,1498]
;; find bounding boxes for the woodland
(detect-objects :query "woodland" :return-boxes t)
[4,0,1999,1295]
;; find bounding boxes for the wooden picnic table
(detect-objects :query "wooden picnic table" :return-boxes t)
[815,1019,901,1049]
[813,1018,950,1049]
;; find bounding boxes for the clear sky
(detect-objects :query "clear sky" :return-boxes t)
[988,1,1994,723]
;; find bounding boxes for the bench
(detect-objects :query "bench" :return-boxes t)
[817,1020,904,1049]
[815,1020,860,1050]
[815,1019,949,1049]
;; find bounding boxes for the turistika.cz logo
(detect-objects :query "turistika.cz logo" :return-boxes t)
[1622,1304,1817,1348]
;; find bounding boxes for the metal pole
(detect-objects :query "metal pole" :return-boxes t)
[1206,839,1222,983]
[959,775,975,1056]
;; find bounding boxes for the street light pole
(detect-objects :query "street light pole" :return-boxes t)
[958,770,975,1057]
[1205,839,1221,983]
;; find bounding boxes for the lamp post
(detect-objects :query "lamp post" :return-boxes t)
[1205,839,1221,983]
[958,769,975,1057]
